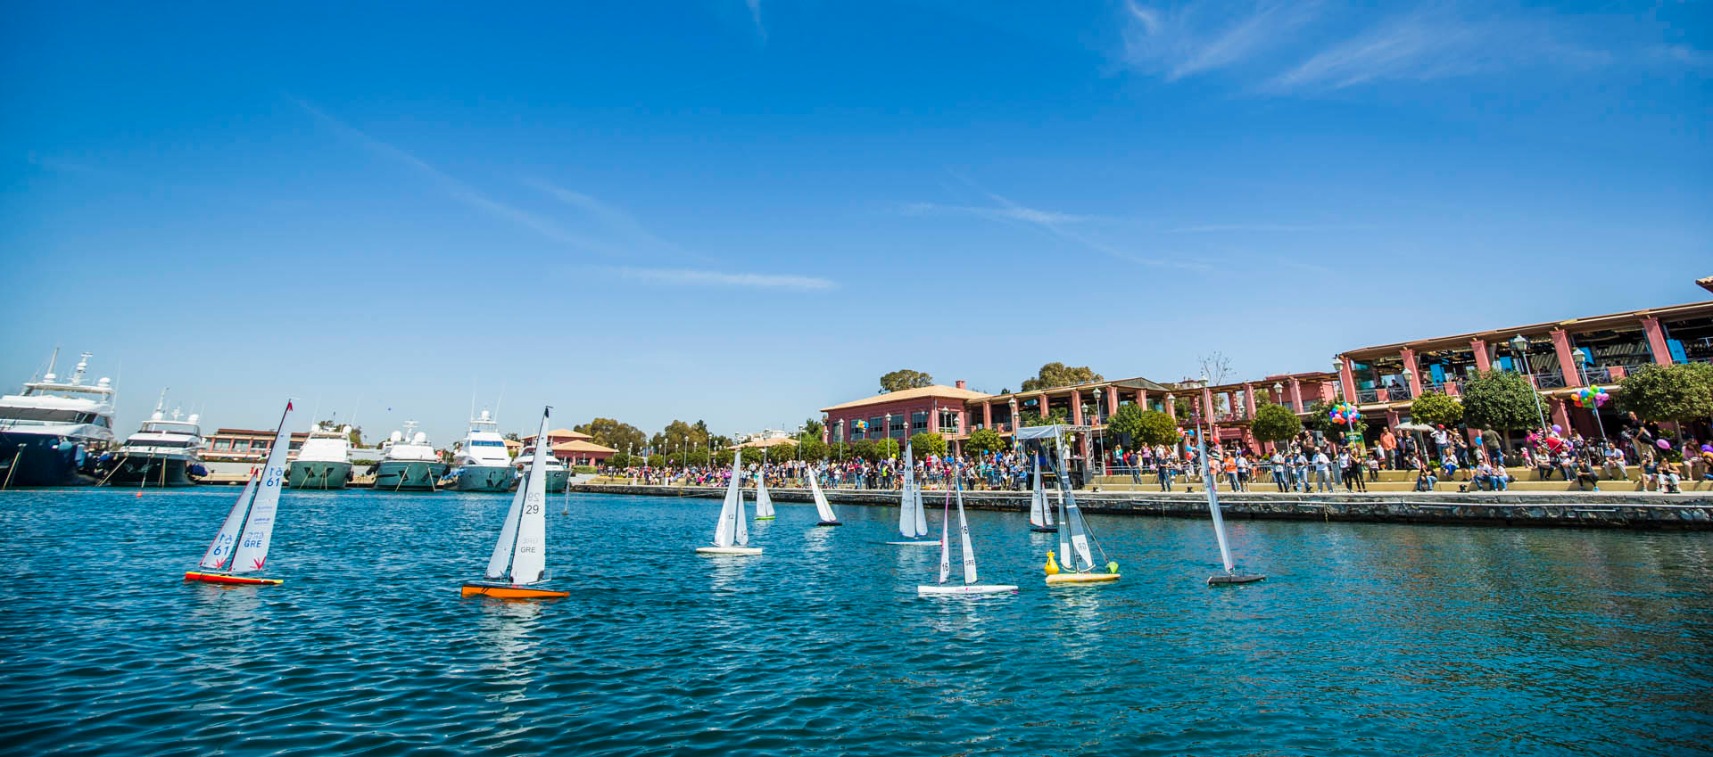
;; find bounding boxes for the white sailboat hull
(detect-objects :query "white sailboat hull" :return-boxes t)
[918,584,1018,596]
[695,546,763,555]
[886,540,940,547]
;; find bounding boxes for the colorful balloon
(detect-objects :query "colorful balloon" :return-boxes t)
[1656,439,1672,450]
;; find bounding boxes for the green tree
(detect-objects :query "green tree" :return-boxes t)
[1103,404,1148,445]
[1119,408,1182,447]
[574,418,647,455]
[847,439,877,461]
[1410,391,1464,427]
[1460,370,1541,431]
[910,432,947,458]
[1020,362,1104,392]
[796,437,829,461]
[800,418,825,439]
[1022,408,1070,427]
[503,432,520,442]
[874,438,901,460]
[1249,404,1304,444]
[761,442,798,461]
[965,427,1006,455]
[651,419,710,454]
[1618,363,1713,423]
[1304,399,1337,436]
[880,369,934,392]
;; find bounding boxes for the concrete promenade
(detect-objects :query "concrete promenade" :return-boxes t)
[574,481,1713,530]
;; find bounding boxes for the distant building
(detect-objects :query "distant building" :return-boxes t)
[821,380,991,448]
[202,428,309,461]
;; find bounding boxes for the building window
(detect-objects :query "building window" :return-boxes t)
[869,417,884,440]
[939,410,959,433]
[213,439,232,451]
[911,411,928,432]
[889,416,906,437]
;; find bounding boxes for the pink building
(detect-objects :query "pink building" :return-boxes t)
[821,381,989,449]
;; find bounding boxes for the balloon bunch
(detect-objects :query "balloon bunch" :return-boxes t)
[1328,402,1361,426]
[1572,386,1610,409]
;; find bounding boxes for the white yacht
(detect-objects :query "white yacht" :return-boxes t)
[102,391,205,488]
[510,444,569,494]
[0,351,117,487]
[451,410,515,492]
[373,421,447,492]
[287,421,353,489]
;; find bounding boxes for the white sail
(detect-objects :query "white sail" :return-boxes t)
[229,401,295,574]
[912,480,928,536]
[1200,437,1237,573]
[485,481,527,579]
[507,409,553,585]
[1028,456,1047,528]
[755,474,775,518]
[898,440,918,537]
[936,489,952,584]
[199,472,257,570]
[714,450,744,547]
[808,467,837,522]
[956,472,977,584]
[1062,493,1095,571]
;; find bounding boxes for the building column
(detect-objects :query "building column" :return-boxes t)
[1200,385,1215,424]
[1289,378,1304,412]
[1471,339,1491,372]
[1339,357,1358,401]
[1243,383,1257,418]
[981,402,992,431]
[1400,347,1423,395]
[1135,388,1147,411]
[1165,396,1177,421]
[1039,396,1050,419]
[1640,316,1674,365]
[1551,328,1584,387]
[929,405,940,434]
[1550,397,1571,432]
[1105,386,1119,419]
[1070,391,1084,426]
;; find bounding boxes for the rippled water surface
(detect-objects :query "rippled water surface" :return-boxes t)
[2,488,1710,755]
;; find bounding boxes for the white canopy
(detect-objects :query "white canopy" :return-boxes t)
[1014,424,1090,441]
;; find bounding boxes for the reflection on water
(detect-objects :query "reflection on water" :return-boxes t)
[0,489,1708,755]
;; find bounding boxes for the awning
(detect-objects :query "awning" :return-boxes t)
[1014,424,1091,440]
[1395,422,1435,432]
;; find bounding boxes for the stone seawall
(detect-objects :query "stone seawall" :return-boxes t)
[571,483,1713,530]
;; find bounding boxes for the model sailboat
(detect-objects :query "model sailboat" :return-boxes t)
[919,459,1017,596]
[1044,439,1121,586]
[808,466,840,526]
[1199,435,1265,586]
[698,448,762,555]
[461,407,569,599]
[753,468,776,521]
[886,439,936,546]
[1027,452,1056,533]
[185,400,295,586]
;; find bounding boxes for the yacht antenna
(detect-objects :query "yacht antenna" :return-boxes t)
[155,387,169,414]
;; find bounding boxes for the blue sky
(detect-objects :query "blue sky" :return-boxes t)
[2,1,1708,444]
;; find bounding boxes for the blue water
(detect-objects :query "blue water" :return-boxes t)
[1,488,1710,756]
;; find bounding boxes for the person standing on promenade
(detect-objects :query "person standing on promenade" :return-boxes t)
[1159,457,1175,492]
[1270,450,1287,491]
[1313,448,1332,492]
[1379,427,1397,470]
[1292,447,1310,492]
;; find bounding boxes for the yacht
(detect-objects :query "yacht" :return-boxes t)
[451,410,515,492]
[373,421,447,492]
[102,391,205,488]
[510,443,569,494]
[0,351,116,487]
[287,421,353,489]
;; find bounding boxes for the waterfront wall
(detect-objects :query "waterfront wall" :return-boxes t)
[572,483,1713,530]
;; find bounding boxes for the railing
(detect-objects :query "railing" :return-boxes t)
[1355,388,1381,404]
[1583,366,1613,384]
[1533,371,1568,389]
[1387,383,1413,400]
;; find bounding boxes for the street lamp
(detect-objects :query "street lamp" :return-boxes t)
[1272,381,1283,405]
[1509,334,1549,431]
[1400,367,1413,398]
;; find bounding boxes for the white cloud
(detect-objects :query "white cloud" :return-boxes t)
[1120,1,1318,81]
[903,202,1094,225]
[746,0,766,40]
[609,267,835,291]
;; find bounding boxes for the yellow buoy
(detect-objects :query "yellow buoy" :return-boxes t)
[1044,550,1060,576]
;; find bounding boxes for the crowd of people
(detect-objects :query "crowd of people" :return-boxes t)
[602,417,1713,495]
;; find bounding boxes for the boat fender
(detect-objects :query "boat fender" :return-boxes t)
[1107,561,1119,574]
[1044,550,1060,576]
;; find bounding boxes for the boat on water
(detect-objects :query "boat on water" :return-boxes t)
[451,410,515,492]
[1029,426,1121,586]
[697,449,761,556]
[753,466,776,520]
[185,400,296,586]
[462,407,569,599]
[1197,428,1266,587]
[919,458,1018,597]
[1027,451,1057,533]
[373,421,448,492]
[510,444,569,494]
[286,421,352,490]
[102,390,204,488]
[887,439,937,546]
[0,351,116,488]
[808,465,840,526]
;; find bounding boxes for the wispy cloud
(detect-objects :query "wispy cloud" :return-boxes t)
[902,202,1095,225]
[746,0,766,41]
[911,180,1208,271]
[527,179,709,261]
[1167,222,1373,234]
[292,97,624,257]
[1266,10,1523,92]
[1120,1,1318,81]
[609,266,834,291]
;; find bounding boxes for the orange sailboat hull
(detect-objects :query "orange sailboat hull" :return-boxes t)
[460,582,569,599]
[184,571,283,586]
